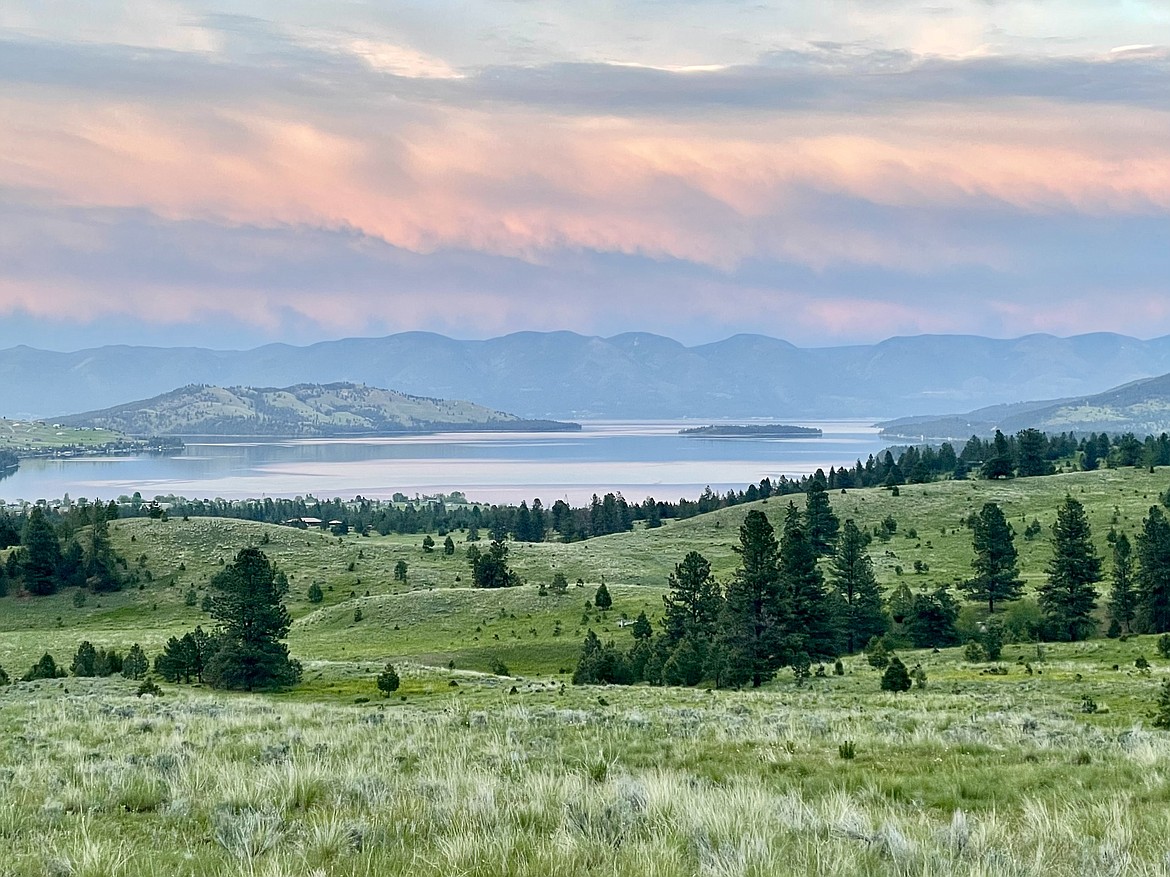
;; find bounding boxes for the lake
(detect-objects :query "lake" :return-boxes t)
[0,421,888,506]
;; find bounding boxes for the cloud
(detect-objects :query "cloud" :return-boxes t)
[1,1,1169,347]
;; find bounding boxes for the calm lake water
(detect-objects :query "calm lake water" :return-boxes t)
[0,421,888,506]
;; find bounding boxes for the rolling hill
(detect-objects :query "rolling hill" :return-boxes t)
[880,372,1170,438]
[56,382,580,436]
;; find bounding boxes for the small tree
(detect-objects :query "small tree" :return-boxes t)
[394,560,408,583]
[122,644,149,680]
[594,582,612,611]
[962,502,1023,613]
[376,663,400,696]
[549,572,569,595]
[185,588,198,607]
[22,653,65,681]
[443,535,456,556]
[307,582,324,603]
[0,664,8,686]
[71,641,98,677]
[422,535,435,554]
[880,655,912,692]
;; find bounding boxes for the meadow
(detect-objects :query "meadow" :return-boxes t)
[2,466,1170,875]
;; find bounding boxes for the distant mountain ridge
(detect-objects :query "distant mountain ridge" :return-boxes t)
[880,373,1170,439]
[56,382,579,436]
[5,330,1170,420]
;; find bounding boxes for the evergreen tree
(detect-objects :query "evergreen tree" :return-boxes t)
[121,644,149,680]
[203,548,301,691]
[82,506,121,593]
[376,663,400,696]
[71,640,98,677]
[394,559,408,582]
[718,510,787,687]
[307,582,324,603]
[1154,679,1170,730]
[443,535,455,556]
[880,655,912,692]
[0,664,8,686]
[662,636,706,686]
[593,582,612,610]
[1039,496,1101,641]
[21,506,61,596]
[905,587,961,648]
[470,540,518,589]
[1108,533,1138,634]
[1137,506,1170,632]
[981,429,1015,479]
[549,572,569,595]
[661,551,722,647]
[1015,428,1051,477]
[22,653,65,681]
[631,610,653,641]
[804,474,839,556]
[780,503,840,660]
[962,502,1023,612]
[830,519,887,653]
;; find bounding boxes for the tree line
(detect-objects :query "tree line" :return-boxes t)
[573,480,1170,689]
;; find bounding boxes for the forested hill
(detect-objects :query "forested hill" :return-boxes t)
[881,372,1170,439]
[56,383,580,436]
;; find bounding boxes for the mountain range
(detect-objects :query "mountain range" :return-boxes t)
[56,383,578,437]
[4,330,1170,421]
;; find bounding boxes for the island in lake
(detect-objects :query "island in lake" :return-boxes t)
[679,424,823,438]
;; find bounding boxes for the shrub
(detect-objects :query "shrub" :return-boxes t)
[0,664,8,685]
[1154,679,1170,730]
[307,582,324,604]
[838,740,856,760]
[490,658,510,677]
[376,663,400,696]
[136,677,163,697]
[353,608,363,623]
[964,640,986,663]
[1157,633,1170,659]
[833,659,845,676]
[23,653,66,681]
[1136,655,1150,670]
[184,588,197,607]
[880,656,912,692]
[865,637,890,669]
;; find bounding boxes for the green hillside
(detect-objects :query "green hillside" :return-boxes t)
[56,382,580,436]
[4,470,1170,874]
[882,372,1170,438]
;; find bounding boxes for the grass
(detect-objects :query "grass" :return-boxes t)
[2,465,1170,873]
[0,418,124,450]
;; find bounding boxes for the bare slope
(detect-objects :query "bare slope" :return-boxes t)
[56,382,579,436]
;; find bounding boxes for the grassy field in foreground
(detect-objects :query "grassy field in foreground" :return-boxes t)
[1,668,1169,876]
[2,468,1170,873]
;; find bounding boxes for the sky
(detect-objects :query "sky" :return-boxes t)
[2,1,1169,351]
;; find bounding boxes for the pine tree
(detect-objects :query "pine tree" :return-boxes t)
[631,610,652,641]
[394,559,408,582]
[121,644,149,680]
[906,587,961,648]
[1039,495,1102,641]
[376,663,400,696]
[661,551,722,647]
[831,519,887,653]
[443,535,455,556]
[21,507,61,596]
[1137,506,1170,633]
[71,641,98,677]
[880,655,912,692]
[1109,533,1138,633]
[804,473,840,556]
[593,582,612,611]
[718,510,786,688]
[981,429,1015,479]
[203,548,301,691]
[307,582,324,603]
[82,506,121,593]
[962,502,1023,612]
[780,503,840,660]
[1154,679,1170,730]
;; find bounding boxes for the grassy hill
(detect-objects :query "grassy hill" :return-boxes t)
[0,418,127,450]
[882,372,1170,438]
[3,469,1170,874]
[56,382,579,436]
